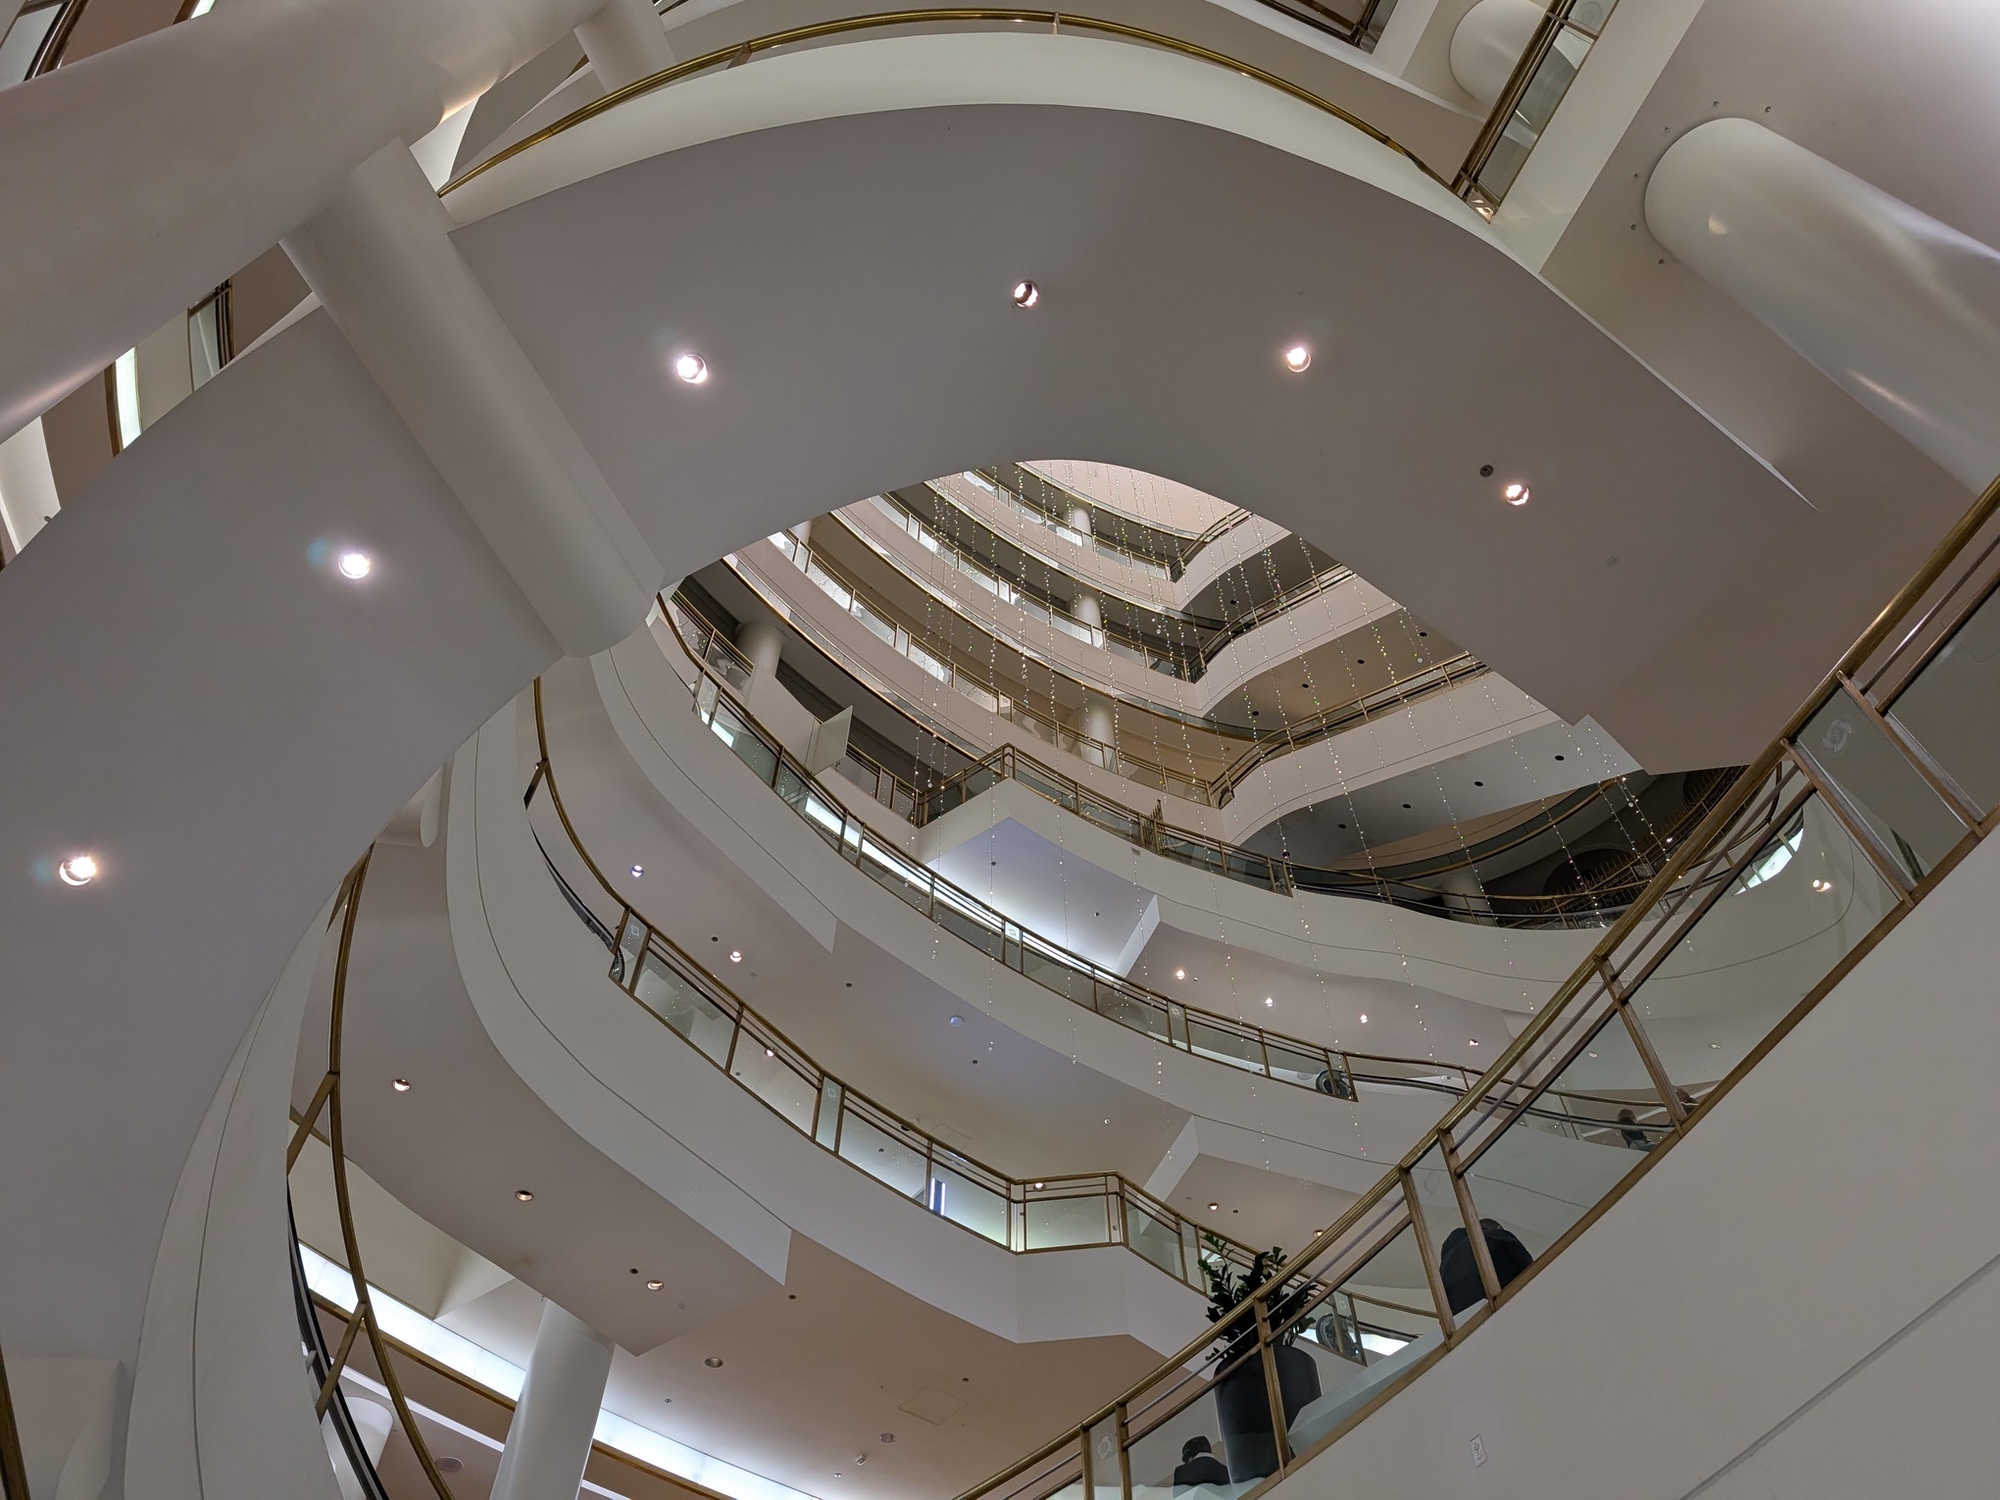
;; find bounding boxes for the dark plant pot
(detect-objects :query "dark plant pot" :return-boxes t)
[1215,1343,1322,1482]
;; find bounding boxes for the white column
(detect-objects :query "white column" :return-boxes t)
[1065,503,1093,537]
[0,415,58,559]
[575,0,674,93]
[737,615,783,679]
[491,1300,615,1500]
[1070,589,1102,632]
[1080,694,1117,768]
[1647,117,2000,492]
[0,0,605,438]
[283,142,662,656]
[322,1396,394,1500]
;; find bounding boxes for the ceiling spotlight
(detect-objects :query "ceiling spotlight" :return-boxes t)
[436,1458,464,1475]
[514,1189,535,1202]
[1503,482,1531,506]
[1208,1202,1220,1212]
[1011,280,1040,308]
[1283,345,1312,373]
[704,1356,724,1368]
[1175,969,1186,980]
[948,1015,963,1026]
[1264,996,1274,1007]
[57,854,99,886]
[1359,1014,1369,1023]
[647,1279,665,1290]
[729,950,742,963]
[631,863,645,878]
[1709,1042,1721,1049]
[337,550,373,580]
[674,353,709,385]
[1034,1181,1044,1190]
[1468,1039,1480,1047]
[1812,878,1832,892]
[392,1078,412,1092]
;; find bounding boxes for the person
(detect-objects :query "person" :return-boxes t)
[1173,1435,1231,1491]
[1438,1218,1533,1314]
[1617,1107,1653,1151]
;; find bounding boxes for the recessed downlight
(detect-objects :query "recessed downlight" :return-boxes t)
[1283,344,1312,373]
[57,854,99,886]
[1812,878,1832,892]
[1503,482,1531,506]
[630,863,644,878]
[337,550,373,580]
[1468,1039,1480,1047]
[1175,969,1186,980]
[1208,1202,1220,1212]
[674,353,709,385]
[729,950,742,963]
[646,1279,665,1290]
[1359,1013,1369,1023]
[514,1189,535,1202]
[948,1015,963,1026]
[392,1078,412,1092]
[1264,996,1274,1007]
[1011,280,1040,308]
[704,1356,724,1368]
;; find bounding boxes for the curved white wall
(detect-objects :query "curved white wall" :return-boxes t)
[1449,0,1543,108]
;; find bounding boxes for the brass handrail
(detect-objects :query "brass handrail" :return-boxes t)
[289,853,459,1500]
[953,470,2000,1500]
[440,9,1452,200]
[526,681,1273,1287]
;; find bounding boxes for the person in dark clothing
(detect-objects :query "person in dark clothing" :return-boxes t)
[1438,1218,1534,1314]
[1173,1436,1231,1490]
[1617,1107,1654,1151]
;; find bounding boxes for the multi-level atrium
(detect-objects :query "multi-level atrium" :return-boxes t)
[3,2,1998,1499]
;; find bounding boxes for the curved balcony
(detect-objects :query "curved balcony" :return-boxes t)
[952,478,2000,1500]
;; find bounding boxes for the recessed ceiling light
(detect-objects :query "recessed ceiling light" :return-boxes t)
[704,1356,724,1368]
[1208,1202,1220,1211]
[1264,996,1274,1007]
[515,1189,534,1202]
[1587,1051,1598,1058]
[337,550,372,580]
[764,1047,774,1058]
[674,353,709,384]
[1034,1181,1043,1189]
[1011,280,1040,308]
[647,1279,664,1290]
[1503,482,1531,506]
[1468,1039,1480,1046]
[729,950,742,963]
[437,1457,464,1475]
[392,1078,411,1092]
[1359,1014,1369,1023]
[1812,878,1832,892]
[1175,969,1186,980]
[1709,1042,1721,1049]
[948,1015,963,1026]
[1283,344,1312,373]
[631,863,644,877]
[57,854,99,886]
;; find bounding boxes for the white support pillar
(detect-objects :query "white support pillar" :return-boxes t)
[322,1397,394,1500]
[737,614,784,680]
[0,0,606,438]
[1647,117,2000,492]
[1080,694,1117,768]
[1065,503,1093,538]
[1070,589,1103,632]
[575,0,675,93]
[283,142,662,656]
[490,1301,615,1500]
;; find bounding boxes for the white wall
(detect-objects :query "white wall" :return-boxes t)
[1267,819,2000,1497]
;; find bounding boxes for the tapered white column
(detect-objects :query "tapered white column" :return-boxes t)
[1065,503,1093,537]
[0,0,606,438]
[1647,117,2000,492]
[1070,589,1103,632]
[491,1301,615,1500]
[283,142,662,656]
[737,615,784,679]
[575,0,674,92]
[322,1397,394,1500]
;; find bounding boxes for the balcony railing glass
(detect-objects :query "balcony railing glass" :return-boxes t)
[951,474,2000,1500]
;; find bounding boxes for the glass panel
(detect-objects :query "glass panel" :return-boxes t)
[708,700,778,784]
[935,886,1006,958]
[1094,983,1173,1044]
[632,951,736,1064]
[1799,689,1967,883]
[858,840,932,911]
[1262,1039,1329,1091]
[729,1034,818,1132]
[932,1161,1009,1245]
[1283,1224,1443,1459]
[1404,1144,1477,1315]
[1629,795,1900,1087]
[0,3,59,85]
[1125,1199,1187,1283]
[189,298,224,389]
[837,1111,927,1197]
[1025,1192,1110,1250]
[1185,1018,1266,1076]
[815,1078,842,1148]
[1022,941,1092,1003]
[615,918,645,990]
[1124,1361,1234,1499]
[1887,584,2000,814]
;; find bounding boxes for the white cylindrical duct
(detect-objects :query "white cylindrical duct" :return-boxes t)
[737,615,784,679]
[1647,117,2000,492]
[1449,0,1544,108]
[575,0,675,93]
[283,142,662,656]
[490,1301,615,1500]
[0,0,604,439]
[322,1396,394,1500]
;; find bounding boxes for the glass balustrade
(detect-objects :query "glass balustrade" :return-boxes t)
[950,477,2000,1500]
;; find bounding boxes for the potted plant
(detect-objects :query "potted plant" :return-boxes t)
[1202,1235,1321,1482]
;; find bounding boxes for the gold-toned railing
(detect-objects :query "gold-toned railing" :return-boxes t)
[289,854,459,1500]
[526,683,1271,1290]
[953,472,2000,1500]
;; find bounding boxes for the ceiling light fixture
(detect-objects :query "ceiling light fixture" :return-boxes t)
[1208,1202,1220,1212]
[729,950,742,963]
[704,1356,724,1368]
[337,550,373,580]
[1503,482,1531,506]
[1468,1039,1480,1046]
[514,1189,534,1202]
[948,1015,963,1026]
[57,854,98,886]
[1011,280,1040,308]
[631,863,644,877]
[392,1078,411,1092]
[1812,878,1832,892]
[1359,1013,1368,1023]
[1265,996,1274,1007]
[647,1279,664,1290]
[674,353,709,384]
[1282,344,1312,373]
[1175,969,1186,980]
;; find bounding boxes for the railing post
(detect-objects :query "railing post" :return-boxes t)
[1401,1169,1457,1339]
